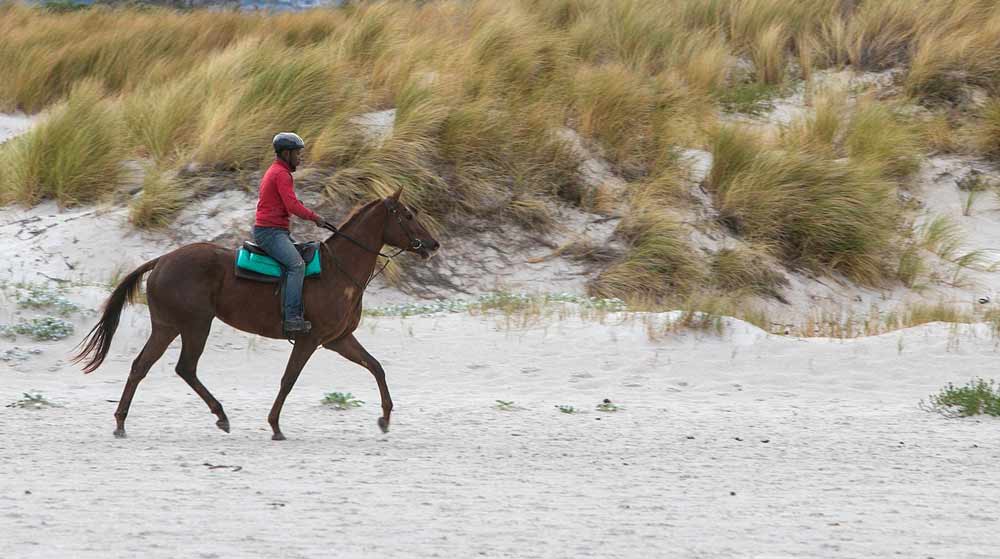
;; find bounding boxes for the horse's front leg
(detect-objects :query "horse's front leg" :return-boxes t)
[324,334,392,433]
[268,340,318,441]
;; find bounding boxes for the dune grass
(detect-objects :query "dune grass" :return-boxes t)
[129,166,186,229]
[0,79,123,206]
[5,0,1000,305]
[972,99,1000,159]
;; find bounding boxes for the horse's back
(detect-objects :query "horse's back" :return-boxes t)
[145,243,234,314]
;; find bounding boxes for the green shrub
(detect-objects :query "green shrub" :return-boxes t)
[321,392,364,410]
[922,378,1000,417]
[1,316,75,341]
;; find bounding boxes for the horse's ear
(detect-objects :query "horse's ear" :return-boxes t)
[389,186,403,201]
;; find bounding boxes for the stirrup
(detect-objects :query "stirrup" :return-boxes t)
[282,318,312,337]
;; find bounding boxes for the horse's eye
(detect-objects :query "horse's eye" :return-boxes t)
[406,213,413,220]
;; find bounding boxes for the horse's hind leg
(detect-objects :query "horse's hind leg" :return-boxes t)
[115,324,178,438]
[175,321,230,434]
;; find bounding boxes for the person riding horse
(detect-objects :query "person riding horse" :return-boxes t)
[253,133,327,336]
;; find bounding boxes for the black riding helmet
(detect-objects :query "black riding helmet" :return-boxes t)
[273,132,305,153]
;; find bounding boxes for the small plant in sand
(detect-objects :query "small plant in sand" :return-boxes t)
[494,400,519,411]
[596,399,622,413]
[921,378,1000,418]
[6,392,61,409]
[321,392,364,410]
[16,285,79,316]
[0,316,74,341]
[714,82,781,116]
[555,405,578,414]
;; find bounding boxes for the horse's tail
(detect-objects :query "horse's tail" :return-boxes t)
[73,257,160,374]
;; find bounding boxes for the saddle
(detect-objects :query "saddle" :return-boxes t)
[235,241,322,284]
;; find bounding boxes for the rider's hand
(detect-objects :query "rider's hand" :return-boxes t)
[312,215,328,227]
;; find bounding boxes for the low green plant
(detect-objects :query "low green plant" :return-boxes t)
[494,400,518,411]
[0,317,75,341]
[714,82,781,116]
[596,398,622,412]
[363,292,626,318]
[555,404,577,414]
[15,285,79,316]
[6,392,61,409]
[320,392,364,410]
[921,378,1000,418]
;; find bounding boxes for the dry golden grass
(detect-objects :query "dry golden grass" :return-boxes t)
[129,166,186,229]
[0,79,123,206]
[590,210,705,301]
[972,99,1000,159]
[4,0,1000,306]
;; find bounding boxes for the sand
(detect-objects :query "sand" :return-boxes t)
[3,311,1000,558]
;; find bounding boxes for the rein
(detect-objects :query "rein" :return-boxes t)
[319,200,424,297]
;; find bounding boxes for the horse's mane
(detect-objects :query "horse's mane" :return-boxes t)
[336,197,384,230]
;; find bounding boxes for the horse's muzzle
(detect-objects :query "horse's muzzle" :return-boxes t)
[412,239,440,259]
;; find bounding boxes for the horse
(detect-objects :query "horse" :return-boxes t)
[73,188,440,440]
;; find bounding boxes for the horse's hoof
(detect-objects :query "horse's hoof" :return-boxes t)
[271,432,286,441]
[377,417,390,433]
[113,428,127,439]
[216,419,231,433]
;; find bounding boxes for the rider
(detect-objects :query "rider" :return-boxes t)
[253,132,327,336]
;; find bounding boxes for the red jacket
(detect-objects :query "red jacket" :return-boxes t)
[254,158,319,229]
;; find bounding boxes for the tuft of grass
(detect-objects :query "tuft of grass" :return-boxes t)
[712,148,898,284]
[572,63,657,173]
[129,166,187,229]
[905,19,1000,105]
[922,378,1000,418]
[846,0,923,71]
[555,404,578,414]
[590,211,704,301]
[711,245,788,298]
[714,82,781,116]
[844,101,921,184]
[921,112,958,154]
[706,125,764,191]
[321,392,364,410]
[903,303,972,328]
[971,99,1000,160]
[751,23,788,85]
[0,80,123,206]
[781,88,846,154]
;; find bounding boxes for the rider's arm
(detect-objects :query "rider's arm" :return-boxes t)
[276,171,320,223]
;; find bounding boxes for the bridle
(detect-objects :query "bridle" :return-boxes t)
[319,198,429,294]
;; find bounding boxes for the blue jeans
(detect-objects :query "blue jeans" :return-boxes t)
[252,226,305,321]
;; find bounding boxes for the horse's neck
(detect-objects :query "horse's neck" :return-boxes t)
[324,204,385,288]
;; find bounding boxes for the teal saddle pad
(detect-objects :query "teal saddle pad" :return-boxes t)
[235,241,321,282]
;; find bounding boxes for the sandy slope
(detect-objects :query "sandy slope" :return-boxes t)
[0,112,34,144]
[3,310,1000,558]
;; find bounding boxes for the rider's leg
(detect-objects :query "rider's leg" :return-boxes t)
[252,226,309,333]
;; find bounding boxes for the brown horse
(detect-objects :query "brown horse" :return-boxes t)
[73,188,439,440]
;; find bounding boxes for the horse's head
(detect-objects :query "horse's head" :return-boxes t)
[382,188,440,259]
